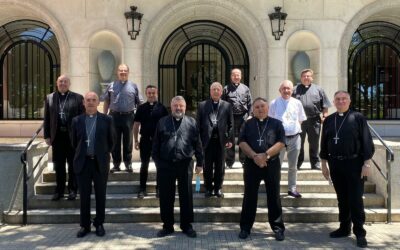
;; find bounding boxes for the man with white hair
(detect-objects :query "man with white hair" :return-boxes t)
[269,80,306,198]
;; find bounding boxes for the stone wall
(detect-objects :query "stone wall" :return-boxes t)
[0,142,48,222]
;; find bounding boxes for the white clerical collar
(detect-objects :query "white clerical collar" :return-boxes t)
[175,117,182,121]
[149,102,154,105]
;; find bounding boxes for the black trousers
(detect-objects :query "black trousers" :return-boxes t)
[139,137,155,190]
[203,137,225,192]
[110,112,135,166]
[157,158,193,231]
[298,116,321,168]
[77,157,108,229]
[329,157,366,237]
[226,114,246,166]
[52,130,77,195]
[240,158,285,233]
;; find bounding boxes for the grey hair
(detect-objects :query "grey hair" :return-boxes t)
[210,82,223,90]
[171,95,186,104]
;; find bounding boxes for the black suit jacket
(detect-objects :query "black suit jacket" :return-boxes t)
[152,115,204,167]
[43,91,84,144]
[71,112,116,175]
[196,99,234,149]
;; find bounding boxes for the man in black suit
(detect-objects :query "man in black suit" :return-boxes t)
[44,75,84,201]
[197,82,233,198]
[152,96,203,238]
[71,92,115,238]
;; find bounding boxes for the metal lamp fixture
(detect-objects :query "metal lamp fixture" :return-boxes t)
[268,6,287,40]
[124,6,143,40]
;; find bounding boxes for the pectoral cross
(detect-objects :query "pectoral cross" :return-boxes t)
[257,138,264,147]
[211,117,218,125]
[86,139,90,147]
[333,136,339,144]
[59,111,65,120]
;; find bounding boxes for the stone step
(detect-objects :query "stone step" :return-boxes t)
[42,169,327,182]
[4,207,399,224]
[34,180,377,194]
[28,193,385,209]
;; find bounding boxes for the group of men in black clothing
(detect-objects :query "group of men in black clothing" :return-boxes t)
[43,66,374,248]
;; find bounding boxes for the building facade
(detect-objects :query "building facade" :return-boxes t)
[0,0,399,137]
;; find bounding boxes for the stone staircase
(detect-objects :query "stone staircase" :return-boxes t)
[4,161,395,224]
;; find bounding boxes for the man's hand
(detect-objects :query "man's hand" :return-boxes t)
[134,141,140,150]
[195,166,203,174]
[45,138,51,146]
[253,153,267,168]
[361,164,371,178]
[225,142,233,149]
[321,161,330,181]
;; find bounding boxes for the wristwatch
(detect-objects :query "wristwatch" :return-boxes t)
[266,153,271,160]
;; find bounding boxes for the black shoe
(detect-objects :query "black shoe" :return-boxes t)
[183,228,197,238]
[356,236,368,248]
[157,228,174,237]
[288,190,302,198]
[76,227,90,238]
[67,192,76,201]
[226,164,233,169]
[137,190,147,199]
[329,228,351,238]
[110,166,121,173]
[95,224,105,237]
[238,230,249,239]
[51,193,64,201]
[215,189,224,198]
[125,163,133,173]
[204,190,213,198]
[311,165,321,170]
[274,230,285,241]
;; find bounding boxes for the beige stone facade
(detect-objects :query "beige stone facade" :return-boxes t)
[0,0,400,136]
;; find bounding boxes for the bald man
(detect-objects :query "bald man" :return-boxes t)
[71,92,116,238]
[44,75,84,201]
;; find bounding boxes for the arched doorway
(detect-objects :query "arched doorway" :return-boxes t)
[348,21,400,120]
[158,20,249,112]
[0,20,60,120]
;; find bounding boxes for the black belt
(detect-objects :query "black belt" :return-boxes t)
[86,155,96,160]
[110,110,134,115]
[286,133,300,138]
[329,154,358,160]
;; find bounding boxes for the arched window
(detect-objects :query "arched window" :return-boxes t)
[348,21,400,120]
[159,20,249,112]
[0,20,60,120]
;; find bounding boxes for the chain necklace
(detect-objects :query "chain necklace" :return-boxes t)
[85,114,97,147]
[256,118,269,147]
[58,92,70,121]
[211,101,220,126]
[333,111,350,144]
[171,116,182,142]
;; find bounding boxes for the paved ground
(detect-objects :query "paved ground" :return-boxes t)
[0,222,399,249]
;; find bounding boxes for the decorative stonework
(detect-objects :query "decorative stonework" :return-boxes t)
[141,0,269,98]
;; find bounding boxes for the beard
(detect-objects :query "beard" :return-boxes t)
[172,110,184,119]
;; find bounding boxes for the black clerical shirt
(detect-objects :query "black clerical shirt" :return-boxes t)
[152,115,204,166]
[134,102,168,138]
[239,117,286,154]
[320,110,374,161]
